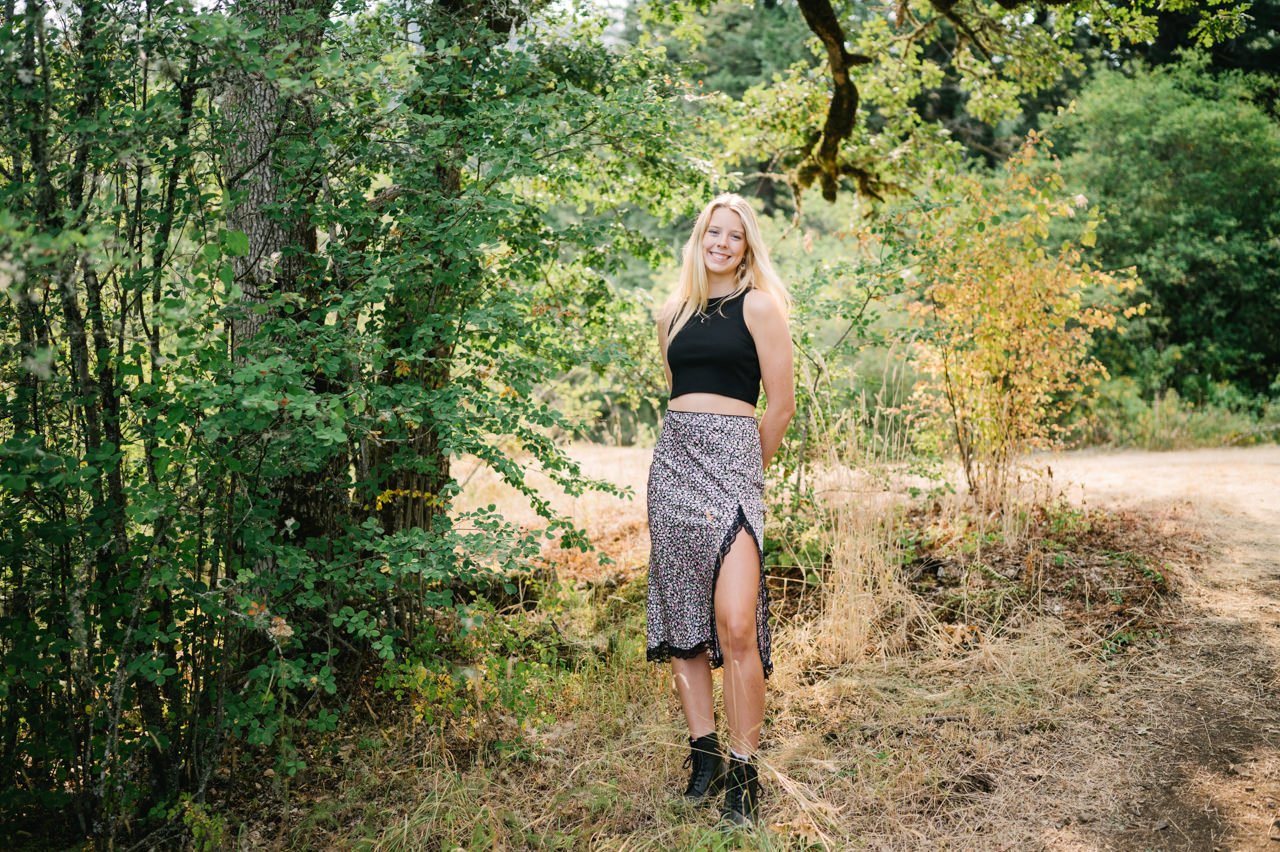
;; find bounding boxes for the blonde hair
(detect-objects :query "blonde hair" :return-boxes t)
[665,193,791,341]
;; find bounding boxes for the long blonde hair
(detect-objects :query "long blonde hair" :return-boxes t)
[665,193,791,341]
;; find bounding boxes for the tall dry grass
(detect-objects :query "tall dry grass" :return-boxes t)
[276,382,1118,849]
[812,497,919,662]
[782,357,941,667]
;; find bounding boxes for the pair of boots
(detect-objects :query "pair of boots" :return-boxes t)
[682,732,759,828]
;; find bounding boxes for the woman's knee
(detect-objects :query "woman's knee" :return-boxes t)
[717,608,758,658]
[716,534,761,658]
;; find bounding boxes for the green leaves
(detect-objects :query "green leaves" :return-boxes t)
[223,229,250,257]
[0,0,720,837]
[1050,58,1280,399]
[903,136,1136,502]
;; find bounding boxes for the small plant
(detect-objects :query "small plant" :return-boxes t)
[172,795,227,852]
[1047,504,1092,538]
[376,600,569,751]
[904,134,1139,507]
[1100,628,1148,659]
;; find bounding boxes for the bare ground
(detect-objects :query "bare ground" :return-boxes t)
[1037,446,1280,851]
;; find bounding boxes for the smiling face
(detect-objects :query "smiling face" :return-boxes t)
[701,206,747,279]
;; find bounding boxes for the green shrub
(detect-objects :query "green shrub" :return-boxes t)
[1077,377,1277,449]
[1052,57,1280,398]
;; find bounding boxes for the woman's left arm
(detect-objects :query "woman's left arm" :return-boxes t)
[745,291,795,469]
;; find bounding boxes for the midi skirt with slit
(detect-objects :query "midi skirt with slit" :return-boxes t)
[645,410,773,678]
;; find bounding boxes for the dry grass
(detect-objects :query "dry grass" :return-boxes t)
[252,431,1198,850]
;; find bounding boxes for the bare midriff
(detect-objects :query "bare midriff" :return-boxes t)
[668,392,757,418]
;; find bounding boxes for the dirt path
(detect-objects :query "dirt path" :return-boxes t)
[1042,446,1280,850]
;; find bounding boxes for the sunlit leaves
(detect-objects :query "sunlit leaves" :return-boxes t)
[654,0,1249,201]
[904,134,1137,501]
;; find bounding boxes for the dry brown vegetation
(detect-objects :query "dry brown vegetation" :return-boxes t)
[200,441,1280,852]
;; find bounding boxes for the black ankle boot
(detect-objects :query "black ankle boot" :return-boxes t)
[720,755,760,828]
[682,733,726,802]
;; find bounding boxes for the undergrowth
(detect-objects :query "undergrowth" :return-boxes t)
[1076,379,1280,449]
[210,452,1197,850]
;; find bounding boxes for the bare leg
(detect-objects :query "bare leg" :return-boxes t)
[715,528,765,757]
[671,653,715,739]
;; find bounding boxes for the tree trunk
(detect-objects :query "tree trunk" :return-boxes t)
[221,0,330,360]
[220,0,343,547]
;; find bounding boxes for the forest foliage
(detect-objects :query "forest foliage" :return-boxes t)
[1052,58,1280,402]
[1,0,712,840]
[0,0,1274,844]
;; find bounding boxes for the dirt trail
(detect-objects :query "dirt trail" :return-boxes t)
[1043,446,1280,850]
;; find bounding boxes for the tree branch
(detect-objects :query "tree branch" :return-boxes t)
[929,0,992,61]
[795,0,872,202]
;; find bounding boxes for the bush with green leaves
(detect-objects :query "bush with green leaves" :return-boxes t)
[0,0,711,841]
[1050,56,1280,400]
[1075,377,1280,448]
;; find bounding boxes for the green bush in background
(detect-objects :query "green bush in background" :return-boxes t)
[1052,56,1280,403]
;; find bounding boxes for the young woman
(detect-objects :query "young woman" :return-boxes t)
[645,193,795,827]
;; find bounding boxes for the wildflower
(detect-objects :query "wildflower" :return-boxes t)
[268,616,294,640]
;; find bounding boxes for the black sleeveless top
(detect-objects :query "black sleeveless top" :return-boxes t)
[666,291,761,407]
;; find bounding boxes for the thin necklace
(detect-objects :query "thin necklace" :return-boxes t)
[700,292,731,322]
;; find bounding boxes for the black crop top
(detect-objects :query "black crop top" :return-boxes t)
[666,291,761,406]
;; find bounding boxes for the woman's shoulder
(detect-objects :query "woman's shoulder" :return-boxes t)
[657,296,682,322]
[743,288,786,321]
[657,296,686,340]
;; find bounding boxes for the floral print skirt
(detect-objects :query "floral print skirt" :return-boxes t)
[645,410,773,678]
